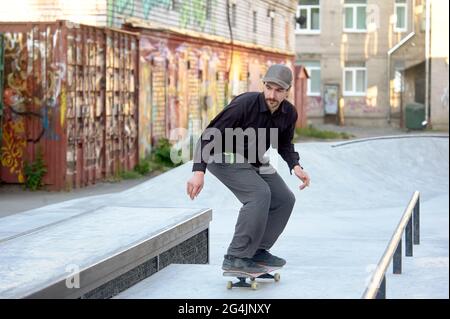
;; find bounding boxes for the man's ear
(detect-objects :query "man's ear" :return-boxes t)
[285,86,291,97]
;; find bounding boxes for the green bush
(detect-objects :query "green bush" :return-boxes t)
[111,139,182,182]
[295,125,353,140]
[24,150,47,191]
[134,160,150,175]
[120,170,143,180]
[153,138,181,168]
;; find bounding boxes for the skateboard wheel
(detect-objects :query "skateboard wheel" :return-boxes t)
[274,273,281,282]
[226,281,233,289]
[251,282,258,290]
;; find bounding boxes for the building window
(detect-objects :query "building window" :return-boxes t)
[344,0,367,32]
[303,62,321,96]
[171,0,181,12]
[343,63,367,96]
[206,0,212,21]
[394,0,407,32]
[296,0,320,34]
[231,3,237,28]
[253,11,257,33]
[270,16,275,39]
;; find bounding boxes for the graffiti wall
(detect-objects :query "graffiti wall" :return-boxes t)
[306,96,323,117]
[0,21,293,188]
[107,0,296,54]
[108,0,213,38]
[0,24,65,186]
[0,22,138,190]
[0,33,4,152]
[344,97,383,115]
[66,26,138,188]
[136,28,294,158]
[108,0,212,31]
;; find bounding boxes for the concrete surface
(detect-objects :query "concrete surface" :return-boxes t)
[0,124,438,218]
[0,134,448,298]
[0,177,153,218]
[0,207,208,298]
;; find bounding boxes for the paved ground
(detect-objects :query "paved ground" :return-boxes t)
[0,124,439,218]
[111,135,448,299]
[313,123,407,138]
[1,133,447,298]
[298,123,439,141]
[0,176,156,218]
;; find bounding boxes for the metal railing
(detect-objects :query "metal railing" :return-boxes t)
[362,191,421,299]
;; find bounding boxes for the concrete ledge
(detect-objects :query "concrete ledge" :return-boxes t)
[332,134,449,147]
[0,206,212,299]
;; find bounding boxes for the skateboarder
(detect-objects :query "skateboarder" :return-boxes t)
[186,64,311,273]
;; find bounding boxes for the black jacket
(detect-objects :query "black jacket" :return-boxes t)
[192,92,301,173]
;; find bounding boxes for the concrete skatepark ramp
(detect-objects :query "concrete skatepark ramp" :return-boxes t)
[0,134,448,298]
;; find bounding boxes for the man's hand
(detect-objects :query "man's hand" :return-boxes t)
[187,171,205,200]
[293,165,310,190]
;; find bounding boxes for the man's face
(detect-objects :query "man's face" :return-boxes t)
[263,82,289,112]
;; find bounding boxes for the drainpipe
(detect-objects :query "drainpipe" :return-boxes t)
[424,0,431,128]
[387,0,416,125]
[387,52,392,124]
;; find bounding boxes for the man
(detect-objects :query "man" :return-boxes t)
[186,64,311,273]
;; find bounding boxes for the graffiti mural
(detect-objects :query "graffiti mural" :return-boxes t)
[138,52,153,158]
[139,37,221,157]
[345,97,383,114]
[180,0,208,30]
[0,33,4,146]
[109,0,212,31]
[306,96,323,115]
[111,0,172,20]
[136,30,296,160]
[1,27,64,183]
[0,111,26,182]
[0,22,139,190]
[103,30,138,179]
[66,26,109,187]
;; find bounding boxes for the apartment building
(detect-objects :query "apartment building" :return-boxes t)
[295,0,448,129]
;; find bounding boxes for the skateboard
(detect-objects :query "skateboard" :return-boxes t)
[223,266,282,290]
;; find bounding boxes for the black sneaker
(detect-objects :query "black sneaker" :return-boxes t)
[222,255,268,273]
[251,249,286,267]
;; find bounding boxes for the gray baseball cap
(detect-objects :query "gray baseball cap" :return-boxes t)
[262,64,293,89]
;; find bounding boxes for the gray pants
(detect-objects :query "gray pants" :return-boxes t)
[207,160,296,258]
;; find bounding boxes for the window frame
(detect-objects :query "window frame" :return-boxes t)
[270,16,275,39]
[296,3,321,34]
[394,1,408,33]
[253,10,257,33]
[305,65,321,96]
[343,66,367,96]
[206,0,213,21]
[343,3,367,33]
[231,3,237,28]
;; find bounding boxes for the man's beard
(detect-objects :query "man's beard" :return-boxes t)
[266,99,280,108]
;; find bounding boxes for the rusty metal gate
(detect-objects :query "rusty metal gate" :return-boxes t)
[0,33,4,161]
[0,22,138,190]
[104,29,138,180]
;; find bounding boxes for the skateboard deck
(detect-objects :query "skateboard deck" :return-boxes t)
[223,266,282,290]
